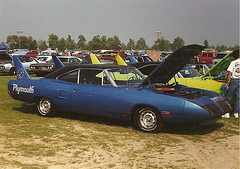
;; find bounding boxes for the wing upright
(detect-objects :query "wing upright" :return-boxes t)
[13,55,31,80]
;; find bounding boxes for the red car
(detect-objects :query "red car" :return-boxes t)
[98,51,127,61]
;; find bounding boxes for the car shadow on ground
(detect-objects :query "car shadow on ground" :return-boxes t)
[57,111,132,129]
[162,122,224,135]
[15,103,224,135]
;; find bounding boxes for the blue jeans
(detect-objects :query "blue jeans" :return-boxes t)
[226,79,239,113]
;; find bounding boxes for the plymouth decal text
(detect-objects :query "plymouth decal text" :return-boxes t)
[13,84,35,94]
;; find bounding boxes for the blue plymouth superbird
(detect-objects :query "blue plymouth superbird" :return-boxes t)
[8,45,232,132]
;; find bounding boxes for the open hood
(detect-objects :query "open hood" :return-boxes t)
[201,49,238,78]
[140,44,205,86]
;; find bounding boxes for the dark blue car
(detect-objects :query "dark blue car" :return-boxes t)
[8,45,232,132]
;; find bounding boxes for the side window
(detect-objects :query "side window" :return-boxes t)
[208,53,213,58]
[69,58,80,64]
[202,53,207,57]
[58,70,78,83]
[59,58,68,63]
[79,69,103,85]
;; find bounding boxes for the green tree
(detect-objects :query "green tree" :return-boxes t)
[6,35,18,50]
[107,35,121,50]
[88,35,102,50]
[48,34,59,50]
[229,45,240,51]
[101,36,108,49]
[77,34,86,50]
[121,43,127,50]
[216,44,228,51]
[136,37,149,50]
[19,36,30,49]
[65,35,76,49]
[38,40,48,50]
[58,38,66,51]
[28,36,38,50]
[152,38,170,51]
[204,40,209,48]
[171,37,185,50]
[127,38,136,50]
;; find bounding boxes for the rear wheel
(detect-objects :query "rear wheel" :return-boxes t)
[134,107,163,132]
[36,97,56,117]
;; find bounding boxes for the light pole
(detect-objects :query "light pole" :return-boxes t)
[155,31,162,38]
[17,30,23,50]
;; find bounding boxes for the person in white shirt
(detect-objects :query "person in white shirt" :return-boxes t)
[224,49,239,118]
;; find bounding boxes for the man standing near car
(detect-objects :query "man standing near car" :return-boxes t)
[224,49,240,118]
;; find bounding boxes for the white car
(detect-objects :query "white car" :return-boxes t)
[19,56,45,71]
[0,50,15,74]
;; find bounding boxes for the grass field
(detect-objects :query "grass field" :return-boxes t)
[0,75,239,169]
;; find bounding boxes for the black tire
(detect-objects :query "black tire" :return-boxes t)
[36,97,56,117]
[134,107,163,133]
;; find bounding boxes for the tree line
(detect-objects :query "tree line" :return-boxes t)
[0,34,239,52]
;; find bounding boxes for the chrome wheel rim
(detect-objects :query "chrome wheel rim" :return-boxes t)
[39,98,51,115]
[139,109,157,131]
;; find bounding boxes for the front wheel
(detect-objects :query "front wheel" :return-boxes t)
[36,97,56,117]
[134,107,163,133]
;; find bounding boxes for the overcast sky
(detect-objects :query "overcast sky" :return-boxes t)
[0,0,239,47]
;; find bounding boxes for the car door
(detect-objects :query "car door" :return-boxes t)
[71,69,119,117]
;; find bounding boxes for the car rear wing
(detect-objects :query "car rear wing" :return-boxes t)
[12,55,30,80]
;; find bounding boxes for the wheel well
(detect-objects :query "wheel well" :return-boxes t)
[33,96,53,105]
[33,96,42,103]
[131,104,160,120]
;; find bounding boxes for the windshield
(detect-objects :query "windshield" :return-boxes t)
[179,64,201,78]
[37,57,48,61]
[0,52,11,61]
[106,67,145,86]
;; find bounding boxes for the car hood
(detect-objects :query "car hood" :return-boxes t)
[140,44,204,86]
[201,50,237,78]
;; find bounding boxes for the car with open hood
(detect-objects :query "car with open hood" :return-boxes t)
[8,45,232,132]
[0,50,15,75]
[171,49,238,95]
[131,49,237,95]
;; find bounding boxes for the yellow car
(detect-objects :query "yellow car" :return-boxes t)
[171,50,236,95]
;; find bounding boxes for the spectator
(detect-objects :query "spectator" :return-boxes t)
[224,49,239,118]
